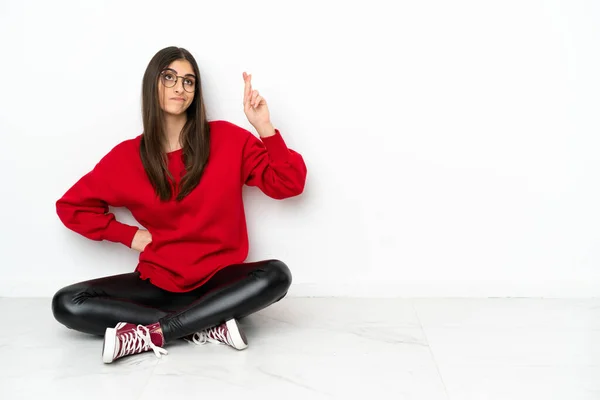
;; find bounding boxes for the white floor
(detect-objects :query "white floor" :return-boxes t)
[1,297,599,400]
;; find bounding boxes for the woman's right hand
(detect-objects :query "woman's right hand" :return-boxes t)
[131,229,152,252]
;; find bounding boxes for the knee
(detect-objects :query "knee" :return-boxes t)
[262,259,292,292]
[51,284,85,328]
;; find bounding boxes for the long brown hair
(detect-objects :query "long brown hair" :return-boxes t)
[140,46,210,202]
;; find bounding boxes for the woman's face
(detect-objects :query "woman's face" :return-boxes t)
[158,59,196,116]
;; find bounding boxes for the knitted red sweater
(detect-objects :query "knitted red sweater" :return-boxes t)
[56,120,307,292]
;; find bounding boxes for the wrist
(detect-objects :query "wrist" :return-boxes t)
[256,122,276,138]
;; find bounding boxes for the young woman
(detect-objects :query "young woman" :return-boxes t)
[52,46,307,364]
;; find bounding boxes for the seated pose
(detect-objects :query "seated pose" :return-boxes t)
[52,46,307,364]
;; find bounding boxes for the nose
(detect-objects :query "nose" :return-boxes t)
[173,79,184,94]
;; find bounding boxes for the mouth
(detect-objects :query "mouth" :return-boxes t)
[170,97,185,102]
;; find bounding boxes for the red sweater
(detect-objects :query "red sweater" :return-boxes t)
[56,120,307,292]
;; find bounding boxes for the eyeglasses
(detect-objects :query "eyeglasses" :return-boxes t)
[160,69,196,93]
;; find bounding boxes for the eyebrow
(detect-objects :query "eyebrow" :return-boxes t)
[164,68,196,78]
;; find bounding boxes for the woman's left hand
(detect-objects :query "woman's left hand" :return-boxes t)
[243,72,272,131]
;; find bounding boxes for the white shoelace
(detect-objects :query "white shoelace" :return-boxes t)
[117,325,169,359]
[188,325,232,346]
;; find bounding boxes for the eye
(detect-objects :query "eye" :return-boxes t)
[163,72,175,80]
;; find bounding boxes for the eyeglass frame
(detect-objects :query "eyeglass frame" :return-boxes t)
[159,68,197,93]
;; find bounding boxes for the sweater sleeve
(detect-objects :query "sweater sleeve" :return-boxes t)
[241,127,307,199]
[55,145,139,248]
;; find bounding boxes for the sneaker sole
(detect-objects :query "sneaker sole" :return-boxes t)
[102,327,117,363]
[226,319,248,350]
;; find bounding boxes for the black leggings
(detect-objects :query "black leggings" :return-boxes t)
[51,259,291,343]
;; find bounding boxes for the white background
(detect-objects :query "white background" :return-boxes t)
[1,0,599,297]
